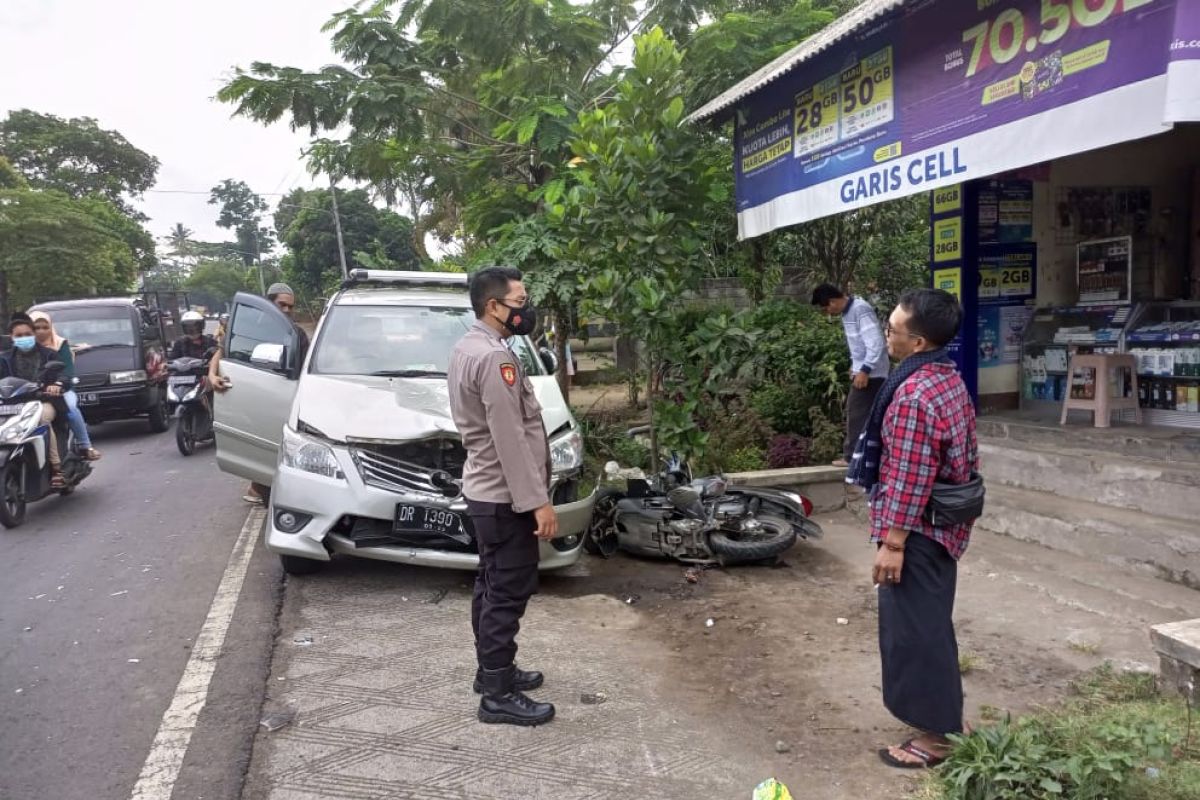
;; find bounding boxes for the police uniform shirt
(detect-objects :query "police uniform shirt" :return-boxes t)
[448,319,551,513]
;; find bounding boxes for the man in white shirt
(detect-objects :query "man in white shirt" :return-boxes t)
[812,284,889,467]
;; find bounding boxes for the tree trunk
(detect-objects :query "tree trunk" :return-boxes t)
[645,354,658,473]
[553,307,570,405]
[0,270,9,322]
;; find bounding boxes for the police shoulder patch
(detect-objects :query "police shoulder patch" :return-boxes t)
[499,362,517,386]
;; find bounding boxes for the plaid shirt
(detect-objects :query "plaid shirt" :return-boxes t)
[869,362,978,559]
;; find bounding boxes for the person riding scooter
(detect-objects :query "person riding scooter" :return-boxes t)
[170,311,218,360]
[0,313,70,487]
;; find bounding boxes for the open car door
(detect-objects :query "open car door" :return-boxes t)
[213,292,302,487]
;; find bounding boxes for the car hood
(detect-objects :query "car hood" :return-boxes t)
[293,374,572,443]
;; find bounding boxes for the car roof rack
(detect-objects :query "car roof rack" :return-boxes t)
[342,269,468,289]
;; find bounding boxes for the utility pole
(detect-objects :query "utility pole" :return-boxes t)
[252,229,266,295]
[329,179,350,278]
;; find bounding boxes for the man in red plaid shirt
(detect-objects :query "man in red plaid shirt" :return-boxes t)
[864,289,978,769]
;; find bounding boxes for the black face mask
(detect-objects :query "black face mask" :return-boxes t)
[498,301,537,337]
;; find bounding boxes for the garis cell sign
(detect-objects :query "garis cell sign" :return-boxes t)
[731,0,1199,239]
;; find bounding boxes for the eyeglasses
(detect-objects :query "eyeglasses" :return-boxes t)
[884,322,922,340]
[275,301,295,311]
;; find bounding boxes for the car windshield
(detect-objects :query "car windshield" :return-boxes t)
[42,307,136,348]
[311,304,544,377]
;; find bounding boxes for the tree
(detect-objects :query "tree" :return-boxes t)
[185,259,256,312]
[209,179,274,266]
[563,28,727,460]
[0,189,141,315]
[0,110,159,215]
[165,223,195,258]
[274,187,419,298]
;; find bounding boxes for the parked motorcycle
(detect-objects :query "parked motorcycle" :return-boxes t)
[166,355,214,456]
[0,361,93,528]
[585,448,823,566]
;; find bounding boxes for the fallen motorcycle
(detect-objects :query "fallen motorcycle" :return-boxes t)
[585,449,823,566]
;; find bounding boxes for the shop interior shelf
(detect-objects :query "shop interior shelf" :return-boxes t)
[1139,374,1200,380]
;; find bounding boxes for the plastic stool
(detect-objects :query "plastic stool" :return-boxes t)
[1059,353,1141,428]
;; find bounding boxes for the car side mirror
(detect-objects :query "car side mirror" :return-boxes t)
[250,343,287,372]
[539,347,558,375]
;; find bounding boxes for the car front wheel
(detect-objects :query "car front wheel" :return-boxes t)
[279,554,325,576]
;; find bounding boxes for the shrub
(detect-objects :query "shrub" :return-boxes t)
[766,434,811,468]
[694,399,774,474]
[723,447,767,473]
[808,408,845,465]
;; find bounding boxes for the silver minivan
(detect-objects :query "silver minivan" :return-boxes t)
[213,270,596,575]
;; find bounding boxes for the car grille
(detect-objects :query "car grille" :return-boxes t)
[350,438,467,495]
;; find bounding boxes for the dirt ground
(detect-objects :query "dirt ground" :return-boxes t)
[537,510,1196,798]
[245,508,1197,799]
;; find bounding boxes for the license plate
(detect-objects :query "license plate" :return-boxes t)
[0,404,24,416]
[169,375,197,385]
[394,504,462,536]
[80,393,99,405]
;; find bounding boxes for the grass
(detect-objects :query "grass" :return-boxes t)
[919,663,1199,800]
[958,652,983,675]
[1068,640,1102,655]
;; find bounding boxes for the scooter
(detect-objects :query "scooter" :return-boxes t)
[166,355,214,456]
[586,444,824,566]
[0,361,92,528]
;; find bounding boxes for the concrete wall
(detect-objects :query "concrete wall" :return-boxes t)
[693,267,810,309]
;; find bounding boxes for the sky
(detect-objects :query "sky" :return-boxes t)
[0,0,351,250]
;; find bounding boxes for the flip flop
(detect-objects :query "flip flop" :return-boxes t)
[242,494,264,505]
[878,739,946,769]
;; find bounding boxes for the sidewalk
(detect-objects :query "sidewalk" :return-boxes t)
[241,512,1198,799]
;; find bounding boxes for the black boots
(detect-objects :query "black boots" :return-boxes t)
[473,664,543,694]
[477,665,555,726]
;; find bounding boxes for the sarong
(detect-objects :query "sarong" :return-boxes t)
[878,531,963,735]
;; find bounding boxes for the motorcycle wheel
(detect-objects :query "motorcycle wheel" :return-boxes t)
[0,460,26,529]
[583,487,623,558]
[176,409,196,456]
[709,514,797,565]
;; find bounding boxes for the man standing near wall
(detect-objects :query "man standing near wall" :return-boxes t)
[812,284,889,467]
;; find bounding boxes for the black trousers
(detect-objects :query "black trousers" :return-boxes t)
[467,499,540,671]
[878,532,963,736]
[844,377,885,461]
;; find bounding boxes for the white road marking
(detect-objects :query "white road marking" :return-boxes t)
[129,507,265,800]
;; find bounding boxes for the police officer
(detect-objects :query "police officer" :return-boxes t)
[448,266,557,727]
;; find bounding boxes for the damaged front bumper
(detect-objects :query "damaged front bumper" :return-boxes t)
[264,442,594,570]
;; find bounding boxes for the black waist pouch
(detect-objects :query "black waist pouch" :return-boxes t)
[924,471,985,526]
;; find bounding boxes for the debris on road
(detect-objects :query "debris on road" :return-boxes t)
[23,626,32,632]
[774,740,791,753]
[684,567,702,584]
[110,590,128,597]
[624,594,640,605]
[425,588,449,605]
[293,636,314,647]
[260,709,296,732]
[836,617,849,626]
[580,692,608,705]
[128,658,140,664]
[752,778,793,799]
[705,618,715,628]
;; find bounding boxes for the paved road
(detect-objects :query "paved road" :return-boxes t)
[0,416,281,800]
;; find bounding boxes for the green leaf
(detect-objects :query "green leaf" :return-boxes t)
[515,115,539,145]
[663,96,685,126]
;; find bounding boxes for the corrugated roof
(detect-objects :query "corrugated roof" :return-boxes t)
[688,0,909,122]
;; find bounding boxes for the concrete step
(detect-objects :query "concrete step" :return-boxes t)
[977,415,1200,464]
[979,438,1200,523]
[977,483,1200,589]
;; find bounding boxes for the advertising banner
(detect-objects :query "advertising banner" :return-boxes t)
[733,0,1197,238]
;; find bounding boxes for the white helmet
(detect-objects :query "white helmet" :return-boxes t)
[181,310,204,335]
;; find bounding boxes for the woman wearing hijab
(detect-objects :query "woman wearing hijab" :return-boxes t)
[30,311,102,461]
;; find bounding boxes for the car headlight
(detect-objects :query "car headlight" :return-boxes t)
[549,427,584,475]
[110,370,147,384]
[0,402,43,443]
[280,425,345,480]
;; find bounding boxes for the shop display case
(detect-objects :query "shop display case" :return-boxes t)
[1019,304,1138,413]
[1125,301,1200,428]
[1077,236,1132,306]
